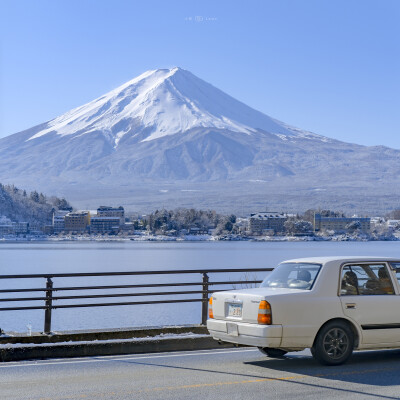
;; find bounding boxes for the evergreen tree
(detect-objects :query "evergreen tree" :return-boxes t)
[30,191,39,203]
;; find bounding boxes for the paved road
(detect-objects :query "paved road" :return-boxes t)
[1,347,400,399]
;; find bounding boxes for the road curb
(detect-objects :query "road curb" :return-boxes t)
[0,335,235,362]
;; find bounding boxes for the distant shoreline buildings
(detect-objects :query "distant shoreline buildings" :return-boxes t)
[313,213,370,233]
[0,220,29,236]
[52,206,127,235]
[2,206,398,240]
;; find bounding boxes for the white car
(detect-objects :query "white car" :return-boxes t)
[207,257,400,365]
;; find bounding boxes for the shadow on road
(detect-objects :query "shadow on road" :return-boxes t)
[107,348,400,399]
[245,348,400,387]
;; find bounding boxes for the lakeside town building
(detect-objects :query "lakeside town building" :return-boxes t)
[97,206,125,225]
[249,212,287,235]
[64,211,90,233]
[313,213,370,233]
[53,210,69,233]
[387,220,400,228]
[0,221,29,235]
[90,216,121,234]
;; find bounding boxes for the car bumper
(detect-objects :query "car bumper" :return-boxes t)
[207,318,282,347]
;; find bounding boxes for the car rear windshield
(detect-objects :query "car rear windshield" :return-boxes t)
[260,262,322,290]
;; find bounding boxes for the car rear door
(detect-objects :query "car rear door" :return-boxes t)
[339,263,400,346]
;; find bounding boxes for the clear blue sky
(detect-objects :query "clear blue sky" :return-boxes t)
[1,0,399,148]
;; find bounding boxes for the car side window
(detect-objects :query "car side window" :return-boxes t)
[340,264,395,296]
[391,263,400,288]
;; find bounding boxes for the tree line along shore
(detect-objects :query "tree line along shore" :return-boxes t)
[1,183,400,241]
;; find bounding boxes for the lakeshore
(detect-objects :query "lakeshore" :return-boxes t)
[1,231,399,243]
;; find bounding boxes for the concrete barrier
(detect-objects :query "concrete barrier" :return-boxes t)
[0,325,209,345]
[0,325,237,362]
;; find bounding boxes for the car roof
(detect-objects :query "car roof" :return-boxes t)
[281,256,400,265]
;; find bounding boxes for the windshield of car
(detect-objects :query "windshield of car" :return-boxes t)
[260,262,322,290]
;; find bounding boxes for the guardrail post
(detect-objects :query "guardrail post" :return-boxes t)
[44,278,53,334]
[201,273,209,325]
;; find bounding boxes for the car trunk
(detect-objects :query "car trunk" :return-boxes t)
[211,287,303,324]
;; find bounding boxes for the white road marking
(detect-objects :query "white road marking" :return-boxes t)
[0,348,259,369]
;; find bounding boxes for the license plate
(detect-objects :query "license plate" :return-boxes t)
[228,303,242,318]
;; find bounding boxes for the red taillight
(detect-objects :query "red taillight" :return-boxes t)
[209,296,214,319]
[257,300,272,324]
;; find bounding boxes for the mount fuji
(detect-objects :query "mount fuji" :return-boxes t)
[1,67,399,213]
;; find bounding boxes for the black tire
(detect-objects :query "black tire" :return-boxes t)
[311,321,354,366]
[258,347,288,358]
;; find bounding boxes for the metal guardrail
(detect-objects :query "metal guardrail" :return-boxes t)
[0,268,273,334]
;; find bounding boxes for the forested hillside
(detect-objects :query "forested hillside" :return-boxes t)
[0,183,72,225]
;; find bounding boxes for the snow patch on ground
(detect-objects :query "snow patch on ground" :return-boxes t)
[0,333,209,349]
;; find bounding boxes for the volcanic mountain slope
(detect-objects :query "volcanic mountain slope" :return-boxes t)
[0,67,399,213]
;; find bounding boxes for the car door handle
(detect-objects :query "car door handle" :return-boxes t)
[345,303,356,309]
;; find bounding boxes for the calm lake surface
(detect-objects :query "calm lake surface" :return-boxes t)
[1,240,399,333]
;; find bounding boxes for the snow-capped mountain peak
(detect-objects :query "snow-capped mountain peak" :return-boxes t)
[27,67,307,146]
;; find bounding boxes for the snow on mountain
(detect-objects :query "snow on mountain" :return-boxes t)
[26,67,317,146]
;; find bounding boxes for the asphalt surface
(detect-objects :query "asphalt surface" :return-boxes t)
[1,347,400,399]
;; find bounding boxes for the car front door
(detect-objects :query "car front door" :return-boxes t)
[339,263,400,346]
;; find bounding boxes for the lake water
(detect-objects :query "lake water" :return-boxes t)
[1,240,399,333]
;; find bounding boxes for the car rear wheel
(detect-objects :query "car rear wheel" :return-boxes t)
[258,347,288,358]
[311,321,354,366]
